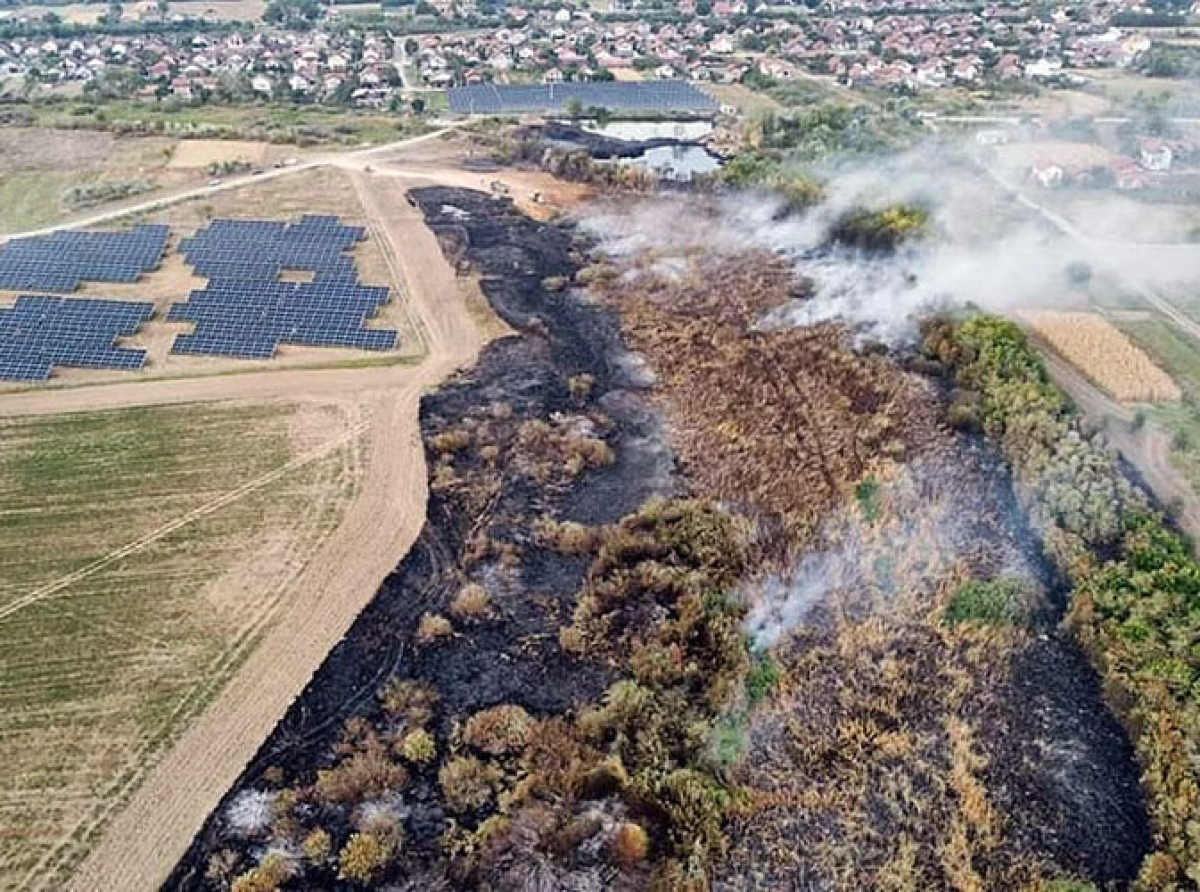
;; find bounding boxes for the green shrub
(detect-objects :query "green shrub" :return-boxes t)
[854,477,881,523]
[943,576,1034,628]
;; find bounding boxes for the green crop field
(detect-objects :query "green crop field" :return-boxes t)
[0,401,360,890]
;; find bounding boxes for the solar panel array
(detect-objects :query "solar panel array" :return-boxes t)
[0,296,153,381]
[0,225,168,292]
[179,215,367,284]
[448,81,719,115]
[170,215,397,359]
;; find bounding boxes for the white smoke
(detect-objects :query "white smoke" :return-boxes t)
[225,789,275,838]
[742,454,1046,649]
[745,549,853,649]
[580,140,1200,343]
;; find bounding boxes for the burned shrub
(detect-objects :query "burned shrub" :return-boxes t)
[379,680,439,729]
[416,613,454,645]
[314,748,409,805]
[338,831,397,885]
[449,583,492,620]
[397,729,437,766]
[439,756,503,814]
[610,821,651,866]
[462,705,535,757]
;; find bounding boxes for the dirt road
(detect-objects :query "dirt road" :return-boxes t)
[0,125,461,243]
[63,173,485,892]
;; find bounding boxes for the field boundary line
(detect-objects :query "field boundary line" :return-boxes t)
[0,420,368,626]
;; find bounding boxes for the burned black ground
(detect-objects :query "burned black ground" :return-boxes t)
[167,188,676,890]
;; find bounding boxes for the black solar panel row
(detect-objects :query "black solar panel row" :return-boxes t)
[0,225,168,293]
[447,81,719,115]
[0,296,153,381]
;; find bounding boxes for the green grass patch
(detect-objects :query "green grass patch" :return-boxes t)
[0,169,77,233]
[745,651,781,707]
[943,576,1033,627]
[855,477,881,523]
[27,99,429,146]
[1119,315,1200,399]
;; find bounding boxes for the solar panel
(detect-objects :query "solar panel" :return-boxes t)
[0,226,169,293]
[170,215,398,360]
[0,295,154,381]
[447,81,720,116]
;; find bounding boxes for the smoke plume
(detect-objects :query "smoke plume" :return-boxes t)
[581,140,1200,343]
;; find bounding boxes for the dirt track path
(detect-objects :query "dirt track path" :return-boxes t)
[64,174,484,892]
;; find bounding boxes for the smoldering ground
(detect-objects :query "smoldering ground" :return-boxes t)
[580,140,1200,343]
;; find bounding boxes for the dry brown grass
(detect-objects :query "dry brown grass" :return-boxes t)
[167,139,270,169]
[449,582,492,619]
[1020,311,1181,403]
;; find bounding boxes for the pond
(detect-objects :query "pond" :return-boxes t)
[580,119,715,142]
[605,144,723,182]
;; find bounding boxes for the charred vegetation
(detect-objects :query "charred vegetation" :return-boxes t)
[584,221,1149,888]
[170,190,1150,892]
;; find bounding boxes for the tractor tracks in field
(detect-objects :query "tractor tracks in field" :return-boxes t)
[0,421,368,627]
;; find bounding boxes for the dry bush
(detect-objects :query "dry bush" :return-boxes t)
[568,373,596,400]
[559,625,586,654]
[431,429,473,455]
[1020,311,1181,402]
[417,612,454,645]
[534,516,601,554]
[314,748,408,804]
[302,827,332,863]
[397,728,437,765]
[511,417,615,485]
[565,437,615,475]
[439,756,502,813]
[379,679,439,728]
[338,831,396,884]
[205,849,239,887]
[450,583,492,619]
[463,704,535,756]
[610,821,650,866]
[231,853,292,892]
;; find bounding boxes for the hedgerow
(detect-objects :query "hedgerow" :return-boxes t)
[926,315,1200,886]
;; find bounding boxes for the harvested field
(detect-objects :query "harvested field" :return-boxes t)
[0,399,363,891]
[167,139,271,169]
[1020,310,1181,402]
